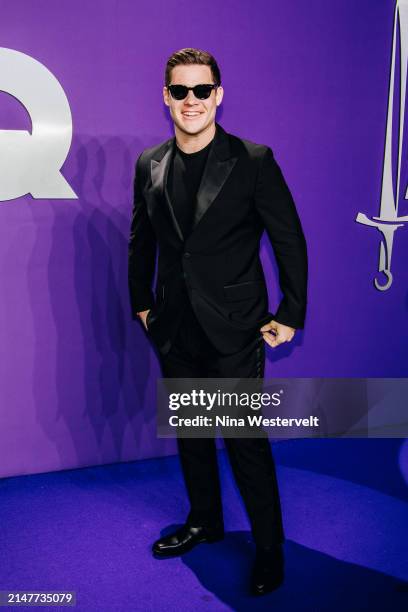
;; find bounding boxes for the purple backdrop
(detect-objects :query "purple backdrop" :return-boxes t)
[0,0,406,479]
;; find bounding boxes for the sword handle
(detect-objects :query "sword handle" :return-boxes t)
[355,213,404,291]
[374,269,393,291]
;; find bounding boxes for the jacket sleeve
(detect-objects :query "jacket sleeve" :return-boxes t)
[128,152,157,318]
[254,146,308,329]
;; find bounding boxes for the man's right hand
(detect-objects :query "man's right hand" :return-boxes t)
[137,309,150,331]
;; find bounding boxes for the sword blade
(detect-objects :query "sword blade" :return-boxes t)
[378,0,408,221]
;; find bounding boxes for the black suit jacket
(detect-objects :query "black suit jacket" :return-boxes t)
[128,122,307,355]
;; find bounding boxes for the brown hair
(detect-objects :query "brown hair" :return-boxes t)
[165,48,221,87]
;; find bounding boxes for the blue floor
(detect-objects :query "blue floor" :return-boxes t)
[0,439,407,611]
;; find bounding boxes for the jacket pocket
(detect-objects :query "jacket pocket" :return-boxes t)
[223,280,264,302]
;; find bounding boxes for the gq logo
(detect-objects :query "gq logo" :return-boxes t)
[0,47,77,201]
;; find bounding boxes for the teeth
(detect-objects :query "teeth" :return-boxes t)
[183,112,200,116]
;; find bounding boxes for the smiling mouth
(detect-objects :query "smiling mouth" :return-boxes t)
[182,112,203,118]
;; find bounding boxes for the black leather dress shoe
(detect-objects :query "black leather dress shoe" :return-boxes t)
[152,523,224,558]
[251,544,285,596]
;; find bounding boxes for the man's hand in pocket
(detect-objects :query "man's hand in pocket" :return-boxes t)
[137,309,150,331]
[260,319,295,348]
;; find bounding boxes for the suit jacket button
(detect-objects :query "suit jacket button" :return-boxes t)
[183,252,191,258]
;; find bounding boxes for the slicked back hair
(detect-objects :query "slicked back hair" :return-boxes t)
[165,48,221,87]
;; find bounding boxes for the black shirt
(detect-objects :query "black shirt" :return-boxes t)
[167,138,213,239]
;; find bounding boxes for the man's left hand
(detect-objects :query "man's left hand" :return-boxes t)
[260,319,296,348]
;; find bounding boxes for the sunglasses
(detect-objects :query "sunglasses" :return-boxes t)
[167,83,218,100]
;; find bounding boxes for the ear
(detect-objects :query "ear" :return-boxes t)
[216,85,224,106]
[163,86,170,107]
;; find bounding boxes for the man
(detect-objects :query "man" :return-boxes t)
[128,48,307,596]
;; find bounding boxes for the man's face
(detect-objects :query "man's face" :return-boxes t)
[163,64,223,136]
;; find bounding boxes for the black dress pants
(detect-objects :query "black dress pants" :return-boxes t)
[158,299,285,547]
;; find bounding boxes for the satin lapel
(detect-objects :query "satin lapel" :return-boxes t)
[150,140,184,243]
[192,124,238,232]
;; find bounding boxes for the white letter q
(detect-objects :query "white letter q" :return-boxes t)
[0,47,77,201]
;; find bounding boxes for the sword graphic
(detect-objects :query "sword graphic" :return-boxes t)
[356,0,408,290]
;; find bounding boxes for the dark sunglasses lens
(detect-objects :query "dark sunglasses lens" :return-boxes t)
[169,85,188,100]
[193,85,214,99]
